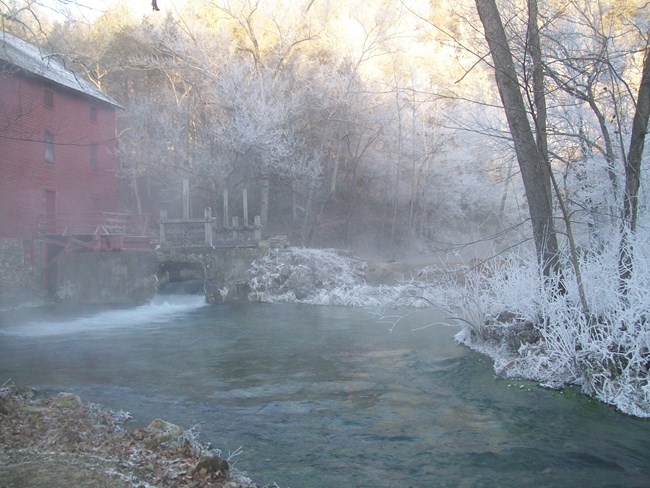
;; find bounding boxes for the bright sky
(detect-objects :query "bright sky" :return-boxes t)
[93,0,161,16]
[40,0,169,23]
[97,0,192,16]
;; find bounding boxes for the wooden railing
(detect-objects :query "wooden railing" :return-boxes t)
[158,208,262,249]
[38,212,150,237]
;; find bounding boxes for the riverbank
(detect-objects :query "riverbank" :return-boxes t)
[0,383,264,488]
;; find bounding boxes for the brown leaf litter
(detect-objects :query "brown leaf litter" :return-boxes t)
[0,383,271,488]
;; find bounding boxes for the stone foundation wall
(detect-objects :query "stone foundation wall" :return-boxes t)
[56,251,158,304]
[157,236,289,303]
[156,247,260,303]
[0,238,46,309]
[2,236,289,307]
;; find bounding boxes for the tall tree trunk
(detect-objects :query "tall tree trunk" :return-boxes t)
[619,46,650,291]
[526,0,551,203]
[131,175,143,215]
[475,0,560,277]
[260,177,270,228]
[622,46,650,234]
[390,86,403,252]
[344,128,382,247]
[407,107,418,247]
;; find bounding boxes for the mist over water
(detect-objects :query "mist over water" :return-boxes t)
[1,296,649,487]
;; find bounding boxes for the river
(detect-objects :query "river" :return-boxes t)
[1,295,649,487]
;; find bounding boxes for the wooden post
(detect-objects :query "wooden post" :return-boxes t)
[204,207,213,247]
[159,209,167,246]
[232,216,238,242]
[254,215,261,241]
[223,190,229,227]
[243,188,249,226]
[182,179,190,219]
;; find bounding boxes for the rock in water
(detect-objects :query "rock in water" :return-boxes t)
[195,455,229,480]
[52,392,83,409]
[146,418,185,448]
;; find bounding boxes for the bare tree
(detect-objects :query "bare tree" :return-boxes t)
[619,44,650,290]
[474,0,561,277]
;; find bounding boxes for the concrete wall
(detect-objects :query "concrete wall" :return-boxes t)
[157,236,289,303]
[56,251,158,304]
[156,247,261,303]
[53,236,289,305]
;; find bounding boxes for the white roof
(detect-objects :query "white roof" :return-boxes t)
[0,32,121,108]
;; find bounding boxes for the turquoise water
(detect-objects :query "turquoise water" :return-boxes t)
[1,296,649,487]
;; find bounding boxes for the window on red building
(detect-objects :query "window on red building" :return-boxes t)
[44,89,53,108]
[44,131,54,163]
[90,106,97,121]
[90,143,98,172]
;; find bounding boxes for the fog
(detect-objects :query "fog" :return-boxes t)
[2,0,650,421]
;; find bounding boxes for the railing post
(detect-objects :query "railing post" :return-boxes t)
[223,190,229,227]
[232,216,238,242]
[254,215,261,241]
[183,178,190,220]
[204,207,213,247]
[243,188,249,227]
[159,209,167,246]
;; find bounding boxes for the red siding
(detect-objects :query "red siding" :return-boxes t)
[0,70,118,239]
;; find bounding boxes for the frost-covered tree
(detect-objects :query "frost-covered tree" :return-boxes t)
[9,0,529,252]
[474,0,561,278]
[442,0,650,416]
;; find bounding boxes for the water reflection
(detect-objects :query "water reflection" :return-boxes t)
[0,299,649,487]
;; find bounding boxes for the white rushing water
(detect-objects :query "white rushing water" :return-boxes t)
[0,294,207,338]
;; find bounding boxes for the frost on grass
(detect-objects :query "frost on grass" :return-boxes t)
[0,381,260,487]
[442,246,650,418]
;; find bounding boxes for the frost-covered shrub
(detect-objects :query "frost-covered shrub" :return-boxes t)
[249,247,455,308]
[249,247,398,306]
[444,242,650,418]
